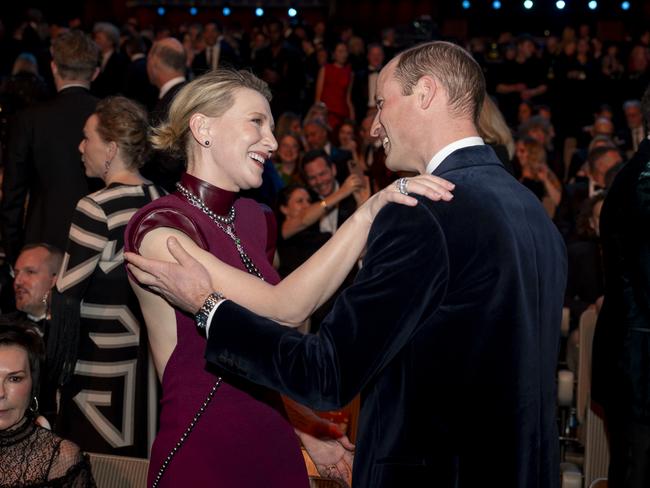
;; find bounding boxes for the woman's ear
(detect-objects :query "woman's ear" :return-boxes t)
[107,140,118,161]
[279,204,289,217]
[189,113,211,145]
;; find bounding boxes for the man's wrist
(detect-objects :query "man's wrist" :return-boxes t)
[195,292,225,331]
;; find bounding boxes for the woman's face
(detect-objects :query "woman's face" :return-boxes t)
[518,103,532,123]
[278,135,300,164]
[205,88,277,191]
[516,141,528,165]
[79,114,111,180]
[333,43,348,65]
[281,188,311,219]
[0,345,32,431]
[338,124,354,147]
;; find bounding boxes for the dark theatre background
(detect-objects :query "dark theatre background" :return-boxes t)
[2,1,650,42]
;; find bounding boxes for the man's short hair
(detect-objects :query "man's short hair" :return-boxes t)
[586,146,619,173]
[623,99,641,111]
[18,243,63,275]
[151,42,186,74]
[51,30,100,81]
[93,22,121,50]
[301,149,332,175]
[393,41,486,124]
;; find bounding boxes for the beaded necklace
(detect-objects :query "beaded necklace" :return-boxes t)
[176,182,264,280]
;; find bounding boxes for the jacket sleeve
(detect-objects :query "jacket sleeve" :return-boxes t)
[1,111,32,264]
[205,199,449,409]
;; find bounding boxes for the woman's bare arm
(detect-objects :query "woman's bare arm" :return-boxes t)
[126,175,455,325]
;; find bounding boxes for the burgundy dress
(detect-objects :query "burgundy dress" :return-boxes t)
[124,173,308,488]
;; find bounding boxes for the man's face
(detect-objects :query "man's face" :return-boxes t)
[367,46,384,69]
[304,157,337,197]
[304,123,328,150]
[13,248,56,316]
[204,23,218,46]
[594,150,622,178]
[625,105,643,129]
[371,61,414,171]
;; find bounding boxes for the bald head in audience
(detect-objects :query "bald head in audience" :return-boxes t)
[147,37,186,90]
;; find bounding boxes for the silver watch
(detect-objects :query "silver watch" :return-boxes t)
[195,292,225,330]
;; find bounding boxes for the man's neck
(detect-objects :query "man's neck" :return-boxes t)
[56,79,90,91]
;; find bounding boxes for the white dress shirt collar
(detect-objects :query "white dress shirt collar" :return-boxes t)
[159,76,186,99]
[425,136,484,175]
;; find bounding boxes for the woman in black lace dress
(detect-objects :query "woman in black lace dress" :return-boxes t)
[0,323,95,487]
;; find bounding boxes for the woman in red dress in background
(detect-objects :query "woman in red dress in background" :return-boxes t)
[315,42,355,131]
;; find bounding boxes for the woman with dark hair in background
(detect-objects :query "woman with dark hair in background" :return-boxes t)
[0,321,95,487]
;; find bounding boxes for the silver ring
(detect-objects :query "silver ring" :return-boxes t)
[397,177,409,195]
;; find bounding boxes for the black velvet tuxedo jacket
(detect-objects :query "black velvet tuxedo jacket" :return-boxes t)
[592,139,650,422]
[1,86,99,263]
[206,145,567,487]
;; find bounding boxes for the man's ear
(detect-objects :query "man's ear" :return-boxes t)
[189,113,212,145]
[415,75,437,110]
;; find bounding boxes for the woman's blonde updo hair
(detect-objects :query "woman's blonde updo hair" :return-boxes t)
[94,96,150,169]
[151,69,272,160]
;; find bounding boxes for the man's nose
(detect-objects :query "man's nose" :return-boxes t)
[370,114,382,138]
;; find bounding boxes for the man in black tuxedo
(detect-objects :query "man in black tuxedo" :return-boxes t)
[123,35,157,109]
[592,85,650,488]
[352,43,384,124]
[91,22,127,98]
[144,37,187,191]
[191,21,239,76]
[2,30,101,265]
[127,41,566,487]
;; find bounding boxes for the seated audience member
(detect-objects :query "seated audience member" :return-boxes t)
[302,150,369,236]
[564,194,605,337]
[556,146,622,242]
[274,132,304,186]
[275,184,332,278]
[337,119,366,169]
[515,137,562,217]
[303,118,353,182]
[275,111,303,140]
[50,96,164,457]
[478,96,515,173]
[8,243,63,423]
[519,114,561,177]
[298,150,368,330]
[569,117,617,181]
[0,322,95,487]
[619,99,646,158]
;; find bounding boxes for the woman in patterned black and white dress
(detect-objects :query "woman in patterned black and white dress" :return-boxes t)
[48,96,165,457]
